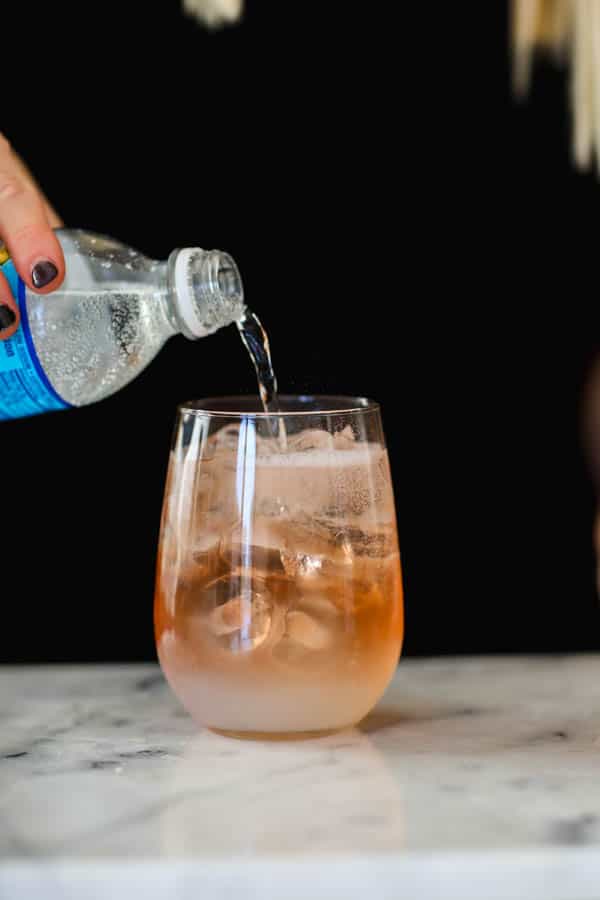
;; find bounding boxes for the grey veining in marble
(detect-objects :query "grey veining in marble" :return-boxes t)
[3,656,600,899]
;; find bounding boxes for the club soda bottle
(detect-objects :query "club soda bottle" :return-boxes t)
[0,228,245,420]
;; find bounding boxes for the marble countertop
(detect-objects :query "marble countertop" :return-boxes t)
[3,657,600,900]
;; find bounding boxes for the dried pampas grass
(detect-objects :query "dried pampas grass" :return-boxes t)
[511,0,572,96]
[183,0,243,28]
[511,0,600,174]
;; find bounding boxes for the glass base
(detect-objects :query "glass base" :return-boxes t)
[208,724,355,741]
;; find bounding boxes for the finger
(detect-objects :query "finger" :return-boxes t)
[12,150,64,230]
[0,269,19,340]
[44,203,63,229]
[0,135,65,294]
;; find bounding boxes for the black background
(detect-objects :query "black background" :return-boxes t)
[2,2,600,662]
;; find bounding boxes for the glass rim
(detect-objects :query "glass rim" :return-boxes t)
[178,394,381,418]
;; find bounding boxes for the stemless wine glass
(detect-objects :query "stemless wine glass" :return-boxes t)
[155,396,403,739]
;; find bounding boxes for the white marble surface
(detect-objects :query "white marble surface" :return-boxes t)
[3,657,600,899]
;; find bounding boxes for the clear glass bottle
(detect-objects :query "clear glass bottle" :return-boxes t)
[0,228,245,420]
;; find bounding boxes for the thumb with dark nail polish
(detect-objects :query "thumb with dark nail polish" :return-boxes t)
[0,302,17,336]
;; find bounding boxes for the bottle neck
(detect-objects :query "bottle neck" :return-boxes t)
[167,248,245,340]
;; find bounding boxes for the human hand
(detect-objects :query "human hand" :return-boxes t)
[0,134,65,340]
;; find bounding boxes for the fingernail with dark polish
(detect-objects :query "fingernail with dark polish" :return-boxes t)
[32,261,58,289]
[0,304,16,331]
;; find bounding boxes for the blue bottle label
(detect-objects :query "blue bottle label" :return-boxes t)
[0,258,70,420]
